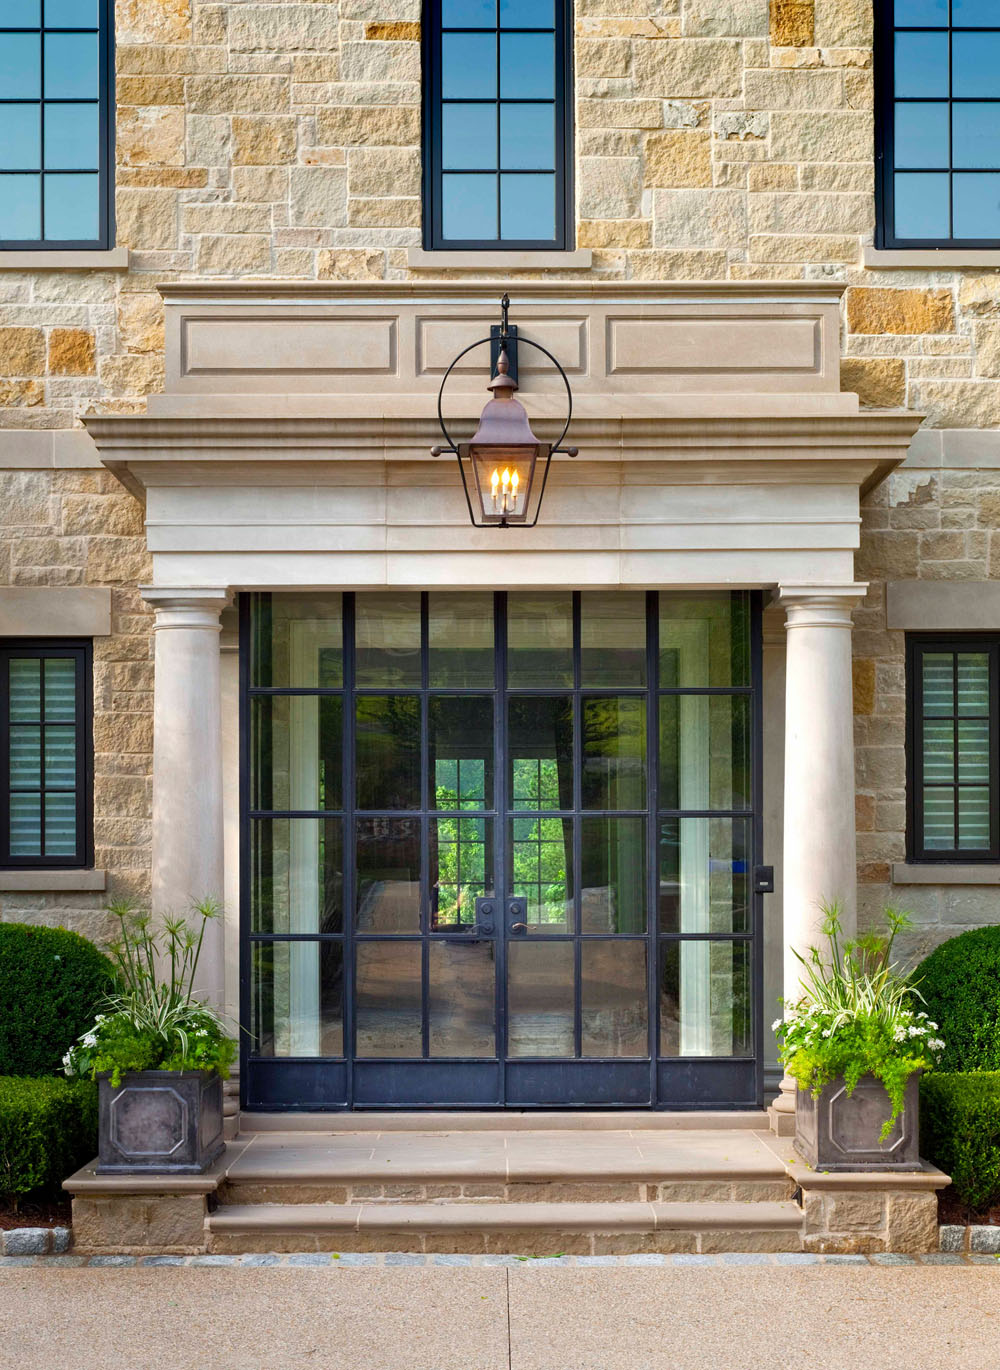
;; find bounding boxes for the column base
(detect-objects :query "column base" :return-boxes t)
[769,1073,797,1136]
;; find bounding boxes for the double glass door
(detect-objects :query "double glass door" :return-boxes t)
[242,590,761,1109]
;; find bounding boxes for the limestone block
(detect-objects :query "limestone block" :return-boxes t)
[664,101,706,128]
[643,131,712,187]
[627,248,728,278]
[62,494,144,538]
[116,76,185,106]
[232,167,289,204]
[579,129,641,157]
[960,274,1000,315]
[341,40,421,83]
[849,290,958,339]
[317,105,421,146]
[770,0,814,47]
[0,380,45,407]
[651,188,747,248]
[0,328,45,375]
[186,114,231,166]
[912,381,1000,429]
[117,294,165,355]
[364,22,421,39]
[115,188,177,249]
[885,1192,939,1255]
[751,190,871,235]
[181,203,271,235]
[840,357,905,407]
[291,167,349,227]
[232,116,297,165]
[800,162,871,190]
[348,147,421,198]
[852,658,876,714]
[116,0,192,45]
[769,109,873,161]
[578,156,642,218]
[814,0,871,48]
[118,166,209,189]
[117,107,185,166]
[186,75,289,114]
[631,37,743,98]
[228,5,341,51]
[743,68,845,107]
[316,249,385,279]
[116,44,225,78]
[576,39,631,77]
[748,163,798,190]
[196,234,273,273]
[684,0,768,36]
[348,197,420,227]
[97,353,166,398]
[715,111,769,140]
[577,219,651,247]
[577,100,664,129]
[47,329,96,377]
[72,1194,207,1254]
[827,1192,885,1231]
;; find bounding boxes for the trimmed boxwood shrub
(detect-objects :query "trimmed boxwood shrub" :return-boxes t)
[0,1077,98,1200]
[0,924,115,1077]
[921,1071,1000,1212]
[917,926,1000,1073]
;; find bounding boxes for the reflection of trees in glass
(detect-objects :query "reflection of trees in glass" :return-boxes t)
[511,760,568,925]
[433,769,487,927]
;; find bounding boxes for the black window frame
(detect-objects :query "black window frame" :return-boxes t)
[875,0,1000,250]
[0,640,93,870]
[421,0,574,252]
[905,634,1000,863]
[0,0,115,252]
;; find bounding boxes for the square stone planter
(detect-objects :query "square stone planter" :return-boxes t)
[97,1070,225,1175]
[795,1072,922,1172]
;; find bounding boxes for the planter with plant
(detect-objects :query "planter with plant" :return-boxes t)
[775,905,945,1171]
[64,899,236,1175]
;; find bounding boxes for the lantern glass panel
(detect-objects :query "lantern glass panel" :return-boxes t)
[469,445,539,523]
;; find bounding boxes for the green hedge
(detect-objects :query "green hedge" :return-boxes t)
[0,923,115,1077]
[920,1071,1000,1212]
[917,926,1000,1072]
[0,1077,98,1200]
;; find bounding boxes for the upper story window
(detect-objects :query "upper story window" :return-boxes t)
[423,0,572,250]
[906,636,999,861]
[0,642,92,869]
[877,0,1000,248]
[0,0,113,250]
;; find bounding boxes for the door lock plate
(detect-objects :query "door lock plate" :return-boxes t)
[753,865,775,895]
[474,896,496,935]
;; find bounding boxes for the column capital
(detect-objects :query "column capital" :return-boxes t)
[141,586,232,630]
[778,582,868,630]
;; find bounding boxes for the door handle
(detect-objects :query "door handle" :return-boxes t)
[510,922,528,935]
[508,896,528,935]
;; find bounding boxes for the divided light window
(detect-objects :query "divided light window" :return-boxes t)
[0,643,92,869]
[876,0,1000,248]
[423,0,572,250]
[907,637,1000,862]
[0,0,114,250]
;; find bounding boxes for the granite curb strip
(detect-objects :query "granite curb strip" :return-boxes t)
[0,1228,71,1256]
[940,1225,1000,1254]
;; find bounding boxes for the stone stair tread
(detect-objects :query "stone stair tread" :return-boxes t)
[240,1111,771,1133]
[210,1200,803,1234]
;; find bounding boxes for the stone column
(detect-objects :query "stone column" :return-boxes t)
[142,588,231,1009]
[769,583,867,1133]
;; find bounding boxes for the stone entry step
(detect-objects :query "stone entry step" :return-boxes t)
[239,1110,771,1133]
[208,1199,805,1256]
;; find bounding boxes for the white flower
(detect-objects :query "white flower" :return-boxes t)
[771,1019,783,1032]
[822,1029,833,1038]
[927,1022,938,1031]
[929,1038,946,1051]
[907,1025,924,1038]
[81,1032,98,1049]
[893,1027,907,1042]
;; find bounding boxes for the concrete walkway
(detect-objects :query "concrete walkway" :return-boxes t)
[2,1261,999,1370]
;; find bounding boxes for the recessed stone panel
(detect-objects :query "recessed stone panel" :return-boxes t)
[607,315,820,382]
[181,316,398,382]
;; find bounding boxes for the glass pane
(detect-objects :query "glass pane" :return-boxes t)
[507,592,573,686]
[443,33,496,98]
[0,174,40,239]
[430,696,493,810]
[659,695,750,811]
[500,103,554,170]
[953,104,1000,170]
[659,592,750,687]
[355,942,422,1057]
[44,102,99,170]
[428,592,494,686]
[922,651,954,715]
[510,815,572,932]
[923,718,954,782]
[250,818,344,934]
[499,34,554,98]
[923,788,954,849]
[953,0,999,21]
[0,0,40,21]
[9,792,41,857]
[355,592,420,687]
[355,816,420,932]
[44,725,76,787]
[895,172,950,239]
[958,787,991,848]
[44,657,76,720]
[580,817,646,933]
[355,695,420,810]
[432,816,493,929]
[509,696,573,809]
[251,696,342,812]
[580,591,646,687]
[659,940,751,1057]
[895,31,949,97]
[44,32,98,97]
[895,102,949,168]
[428,940,496,1057]
[43,171,99,240]
[250,942,344,1057]
[581,942,647,1057]
[958,719,990,782]
[4,106,40,170]
[44,791,76,856]
[581,696,646,810]
[250,593,343,688]
[442,0,494,24]
[45,0,101,23]
[9,658,41,721]
[500,172,555,240]
[0,34,40,98]
[507,939,573,1057]
[954,32,1000,97]
[500,0,553,24]
[442,172,497,240]
[442,103,497,170]
[10,726,41,788]
[658,817,751,934]
[954,174,1000,237]
[894,0,948,20]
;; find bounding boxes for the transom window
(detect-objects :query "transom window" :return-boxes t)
[423,0,572,250]
[877,0,1000,247]
[906,637,999,861]
[0,0,113,250]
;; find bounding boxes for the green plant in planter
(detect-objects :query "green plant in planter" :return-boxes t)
[774,905,945,1141]
[63,898,237,1088]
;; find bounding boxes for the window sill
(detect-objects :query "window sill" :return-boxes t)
[0,248,129,271]
[892,861,1000,886]
[0,869,106,892]
[407,248,592,270]
[865,246,1000,269]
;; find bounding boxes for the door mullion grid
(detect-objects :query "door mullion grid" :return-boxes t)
[420,591,431,1061]
[571,591,583,1059]
[646,589,660,1087]
[344,592,357,1103]
[496,590,508,1099]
